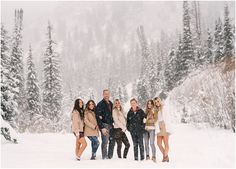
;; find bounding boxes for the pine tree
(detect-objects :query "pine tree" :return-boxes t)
[181,1,195,75]
[108,77,117,101]
[26,45,41,131]
[204,29,214,64]
[155,42,162,94]
[175,34,184,84]
[190,1,201,41]
[148,41,158,98]
[9,9,25,115]
[1,24,18,127]
[115,81,128,104]
[136,79,149,109]
[223,4,234,60]
[190,1,203,67]
[137,25,150,79]
[136,25,151,107]
[88,88,96,101]
[164,48,177,92]
[42,22,63,127]
[214,18,224,63]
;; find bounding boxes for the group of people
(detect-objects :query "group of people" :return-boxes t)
[71,89,171,162]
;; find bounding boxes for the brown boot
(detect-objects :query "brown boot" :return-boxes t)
[162,154,165,162]
[152,156,156,162]
[162,155,169,162]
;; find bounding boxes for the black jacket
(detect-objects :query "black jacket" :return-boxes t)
[126,107,146,134]
[96,99,113,129]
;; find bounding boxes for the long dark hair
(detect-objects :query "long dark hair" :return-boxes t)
[73,98,84,119]
[86,100,96,111]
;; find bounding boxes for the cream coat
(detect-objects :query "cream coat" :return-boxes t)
[112,108,127,132]
[155,106,172,135]
[71,110,84,134]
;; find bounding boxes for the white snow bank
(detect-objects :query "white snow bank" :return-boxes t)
[1,124,235,168]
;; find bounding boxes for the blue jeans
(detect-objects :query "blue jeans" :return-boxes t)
[87,136,100,155]
[100,124,115,159]
[143,129,156,157]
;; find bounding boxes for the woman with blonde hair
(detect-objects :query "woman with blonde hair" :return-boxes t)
[154,97,171,162]
[111,99,130,159]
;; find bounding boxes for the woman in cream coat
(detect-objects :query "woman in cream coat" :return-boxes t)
[112,99,130,159]
[154,97,171,162]
[71,99,87,161]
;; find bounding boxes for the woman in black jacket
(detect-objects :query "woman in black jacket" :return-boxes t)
[127,98,146,161]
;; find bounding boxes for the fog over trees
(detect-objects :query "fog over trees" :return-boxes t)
[1,1,235,135]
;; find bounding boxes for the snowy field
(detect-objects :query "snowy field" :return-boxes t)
[1,124,235,168]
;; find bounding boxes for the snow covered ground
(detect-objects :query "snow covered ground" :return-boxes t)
[1,124,235,168]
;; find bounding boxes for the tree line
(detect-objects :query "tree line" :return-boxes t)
[1,9,65,134]
[135,1,234,130]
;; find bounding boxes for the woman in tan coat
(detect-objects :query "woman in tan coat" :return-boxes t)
[84,100,100,160]
[143,100,158,162]
[71,99,87,161]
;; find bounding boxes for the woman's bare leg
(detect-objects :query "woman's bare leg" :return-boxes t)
[75,137,81,157]
[163,135,169,157]
[157,136,164,156]
[77,137,87,157]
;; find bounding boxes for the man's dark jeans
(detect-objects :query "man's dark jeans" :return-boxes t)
[100,124,115,159]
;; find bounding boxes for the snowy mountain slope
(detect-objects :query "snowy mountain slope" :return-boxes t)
[1,124,235,168]
[164,59,235,130]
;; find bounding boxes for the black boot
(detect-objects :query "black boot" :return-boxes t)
[90,153,96,160]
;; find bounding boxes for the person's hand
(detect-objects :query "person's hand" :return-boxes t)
[76,132,80,137]
[95,125,99,130]
[143,118,147,123]
[101,128,108,136]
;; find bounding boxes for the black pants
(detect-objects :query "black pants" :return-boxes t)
[131,132,144,161]
[116,130,130,158]
[108,128,130,159]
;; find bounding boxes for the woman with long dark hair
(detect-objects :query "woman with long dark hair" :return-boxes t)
[84,100,100,160]
[71,99,87,161]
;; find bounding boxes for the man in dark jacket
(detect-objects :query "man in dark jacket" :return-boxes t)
[96,89,115,159]
[127,98,145,161]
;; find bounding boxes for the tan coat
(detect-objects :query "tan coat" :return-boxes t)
[71,110,84,134]
[144,108,158,130]
[145,108,158,126]
[84,109,99,137]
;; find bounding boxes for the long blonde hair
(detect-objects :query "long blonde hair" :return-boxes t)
[154,97,163,112]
